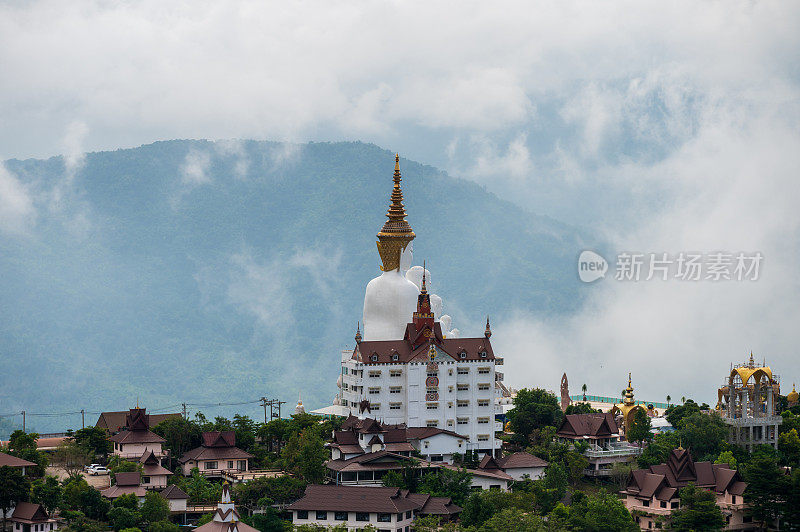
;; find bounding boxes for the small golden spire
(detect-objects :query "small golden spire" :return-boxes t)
[355,322,362,343]
[376,154,415,271]
[421,261,427,293]
[485,316,492,338]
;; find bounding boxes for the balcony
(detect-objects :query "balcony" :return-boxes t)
[584,443,642,459]
[495,357,503,365]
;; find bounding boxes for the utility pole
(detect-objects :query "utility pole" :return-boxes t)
[260,397,269,424]
[81,409,85,428]
[22,410,25,432]
[182,403,187,420]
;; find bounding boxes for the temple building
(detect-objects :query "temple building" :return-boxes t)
[317,155,504,457]
[717,353,782,451]
[611,373,647,441]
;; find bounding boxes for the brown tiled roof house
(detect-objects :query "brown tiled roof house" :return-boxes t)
[622,448,749,530]
[179,431,253,477]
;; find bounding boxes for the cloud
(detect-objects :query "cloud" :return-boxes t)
[180,149,212,186]
[0,164,36,235]
[495,96,800,404]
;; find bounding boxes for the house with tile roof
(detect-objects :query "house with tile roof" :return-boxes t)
[622,448,750,530]
[100,472,147,501]
[556,412,641,477]
[140,449,173,489]
[0,451,36,475]
[10,503,58,532]
[109,408,168,461]
[96,411,181,435]
[478,452,548,481]
[179,432,253,478]
[288,485,461,531]
[161,484,189,513]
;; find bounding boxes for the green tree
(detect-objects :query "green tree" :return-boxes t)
[567,489,638,532]
[77,485,110,520]
[638,431,680,468]
[280,429,327,483]
[668,483,725,531]
[506,388,563,445]
[779,428,800,466]
[112,493,139,511]
[149,521,180,532]
[665,399,701,427]
[677,412,728,461]
[610,462,632,491]
[714,450,737,468]
[108,456,141,479]
[54,440,92,478]
[31,476,62,514]
[0,466,31,532]
[241,508,290,532]
[743,452,788,526]
[72,426,113,458]
[416,468,472,506]
[7,430,47,477]
[627,408,652,444]
[565,402,599,415]
[257,418,291,454]
[460,490,536,528]
[562,451,588,485]
[232,475,307,507]
[232,414,257,452]
[140,491,170,525]
[175,468,221,503]
[479,507,548,531]
[108,506,141,531]
[152,417,202,464]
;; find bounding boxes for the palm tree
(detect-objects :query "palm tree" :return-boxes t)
[666,394,671,407]
[582,383,588,402]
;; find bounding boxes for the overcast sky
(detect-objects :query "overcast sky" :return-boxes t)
[1,1,799,403]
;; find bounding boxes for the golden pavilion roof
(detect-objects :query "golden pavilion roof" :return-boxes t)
[375,154,415,271]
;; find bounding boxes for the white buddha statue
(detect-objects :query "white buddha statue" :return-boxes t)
[362,155,458,340]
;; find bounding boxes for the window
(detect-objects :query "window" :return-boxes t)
[427,371,438,377]
[316,511,327,520]
[390,402,401,410]
[478,434,489,441]
[342,399,348,406]
[335,512,348,521]
[731,495,736,504]
[378,513,391,523]
[478,417,490,424]
[390,386,401,394]
[238,460,246,470]
[478,367,490,374]
[371,355,378,362]
[397,513,403,521]
[426,420,439,427]
[480,351,487,358]
[478,383,490,390]
[390,370,402,377]
[447,420,454,426]
[369,370,381,377]
[459,352,467,359]
[356,512,370,522]
[143,476,150,483]
[296,510,308,520]
[457,400,469,407]
[205,461,217,470]
[457,384,469,391]
[426,403,438,410]
[430,455,443,462]
[406,511,412,519]
[478,399,490,407]
[228,461,234,469]
[371,403,380,411]
[392,354,399,361]
[457,417,469,425]
[343,367,348,375]
[457,367,469,374]
[671,502,679,509]
[660,501,666,508]
[642,500,650,507]
[369,387,381,394]
[427,388,438,394]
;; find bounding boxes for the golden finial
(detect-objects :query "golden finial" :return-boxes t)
[485,316,492,338]
[355,322,362,343]
[749,351,755,368]
[376,154,415,271]
[421,261,427,293]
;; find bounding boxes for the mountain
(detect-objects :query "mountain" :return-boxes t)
[0,140,597,434]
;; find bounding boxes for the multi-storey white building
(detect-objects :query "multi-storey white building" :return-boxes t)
[324,155,505,456]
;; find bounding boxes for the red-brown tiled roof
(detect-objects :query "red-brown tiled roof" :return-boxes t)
[0,451,36,468]
[496,452,548,469]
[109,429,165,444]
[202,431,236,448]
[11,503,51,523]
[161,485,188,499]
[288,485,419,513]
[179,445,254,463]
[96,411,180,433]
[556,412,618,438]
[115,472,142,486]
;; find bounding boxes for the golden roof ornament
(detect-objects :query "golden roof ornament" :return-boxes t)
[623,372,635,406]
[485,316,492,338]
[376,154,415,271]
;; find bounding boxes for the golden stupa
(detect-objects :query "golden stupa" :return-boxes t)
[376,154,415,271]
[611,373,646,440]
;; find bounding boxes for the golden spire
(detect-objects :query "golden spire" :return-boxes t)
[623,372,635,406]
[355,322,362,343]
[749,351,755,368]
[376,154,415,271]
[421,261,428,293]
[485,316,492,338]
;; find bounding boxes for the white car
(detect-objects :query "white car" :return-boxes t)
[88,465,109,476]
[85,463,101,472]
